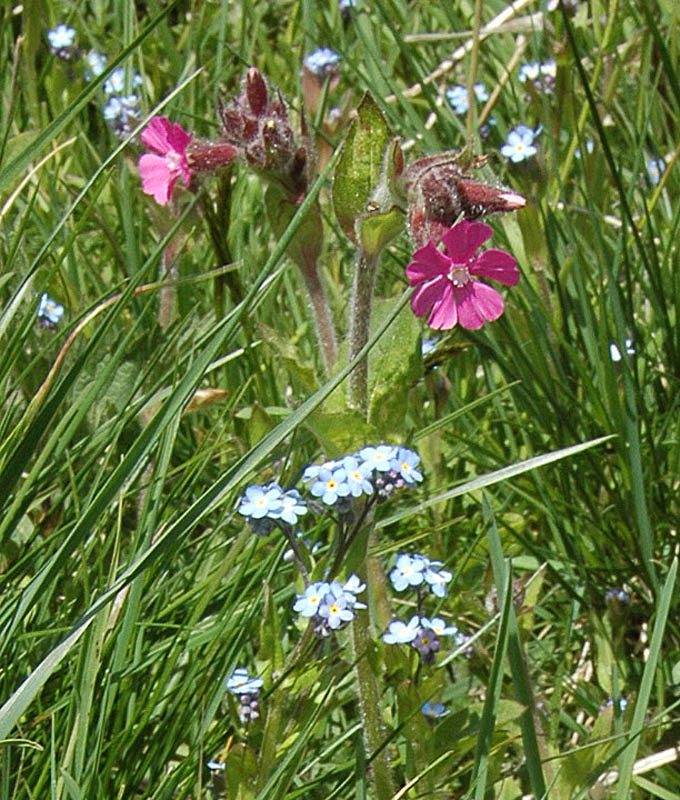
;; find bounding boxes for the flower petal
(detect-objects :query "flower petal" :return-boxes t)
[426,283,458,329]
[406,242,450,285]
[167,121,192,153]
[472,249,519,285]
[456,282,505,329]
[410,276,447,318]
[141,117,173,154]
[441,220,493,262]
[139,154,174,204]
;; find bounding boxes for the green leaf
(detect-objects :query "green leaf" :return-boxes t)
[367,298,422,436]
[332,93,393,244]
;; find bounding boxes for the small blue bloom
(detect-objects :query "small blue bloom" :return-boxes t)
[389,553,427,591]
[647,157,665,185]
[423,560,452,598]
[421,700,450,719]
[412,627,440,662]
[501,125,539,163]
[342,574,366,597]
[303,47,342,77]
[86,51,107,79]
[104,66,143,95]
[293,581,330,617]
[226,667,263,695]
[206,761,225,771]
[358,444,397,473]
[383,615,421,644]
[390,447,423,485]
[302,459,338,482]
[327,577,367,611]
[310,466,350,505]
[37,293,65,328]
[238,483,284,520]
[421,617,459,637]
[518,62,541,84]
[279,489,307,525]
[340,455,374,497]
[47,24,76,51]
[102,94,140,131]
[446,83,488,115]
[318,589,355,629]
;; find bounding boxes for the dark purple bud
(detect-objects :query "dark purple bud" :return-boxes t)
[246,67,268,115]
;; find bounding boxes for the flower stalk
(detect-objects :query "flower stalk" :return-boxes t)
[347,249,379,412]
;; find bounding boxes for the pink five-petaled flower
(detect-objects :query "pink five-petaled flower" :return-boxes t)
[406,220,519,330]
[138,116,192,205]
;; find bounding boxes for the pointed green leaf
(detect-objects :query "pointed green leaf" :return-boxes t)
[332,94,393,243]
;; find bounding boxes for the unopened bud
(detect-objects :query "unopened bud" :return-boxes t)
[246,67,268,115]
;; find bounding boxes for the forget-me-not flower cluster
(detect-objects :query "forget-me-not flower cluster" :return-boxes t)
[302,444,423,508]
[382,614,467,664]
[389,552,452,598]
[446,83,489,115]
[293,574,366,636]
[518,60,557,94]
[47,24,77,58]
[238,482,307,535]
[303,47,342,78]
[226,667,264,724]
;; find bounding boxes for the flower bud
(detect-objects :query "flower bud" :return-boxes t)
[404,152,526,247]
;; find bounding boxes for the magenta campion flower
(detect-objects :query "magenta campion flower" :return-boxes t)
[138,116,192,205]
[406,220,519,330]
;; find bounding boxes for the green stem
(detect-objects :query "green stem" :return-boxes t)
[298,255,338,374]
[349,529,394,800]
[348,249,379,412]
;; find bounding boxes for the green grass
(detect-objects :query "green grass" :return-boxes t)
[1,0,679,798]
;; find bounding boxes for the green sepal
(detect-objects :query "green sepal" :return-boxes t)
[355,205,405,262]
[332,93,394,244]
[264,182,323,270]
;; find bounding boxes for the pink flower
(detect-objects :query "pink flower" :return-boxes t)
[138,116,192,205]
[406,220,519,330]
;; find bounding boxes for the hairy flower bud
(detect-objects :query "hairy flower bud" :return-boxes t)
[404,151,526,247]
[219,68,306,198]
[186,141,239,172]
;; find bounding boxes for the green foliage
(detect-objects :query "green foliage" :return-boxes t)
[1,0,680,798]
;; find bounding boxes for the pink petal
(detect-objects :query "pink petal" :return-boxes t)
[472,249,519,285]
[426,284,458,329]
[139,153,173,204]
[406,243,451,285]
[441,220,493,262]
[410,276,447,317]
[167,122,192,154]
[141,117,173,154]
[456,282,505,329]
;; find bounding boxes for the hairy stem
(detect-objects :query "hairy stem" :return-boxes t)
[298,256,338,374]
[348,249,379,412]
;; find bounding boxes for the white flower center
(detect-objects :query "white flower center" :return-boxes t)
[165,151,183,172]
[448,264,470,287]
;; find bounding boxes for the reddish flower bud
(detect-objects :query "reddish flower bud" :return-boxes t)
[218,68,305,199]
[404,151,526,247]
[246,67,268,115]
[186,141,239,172]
